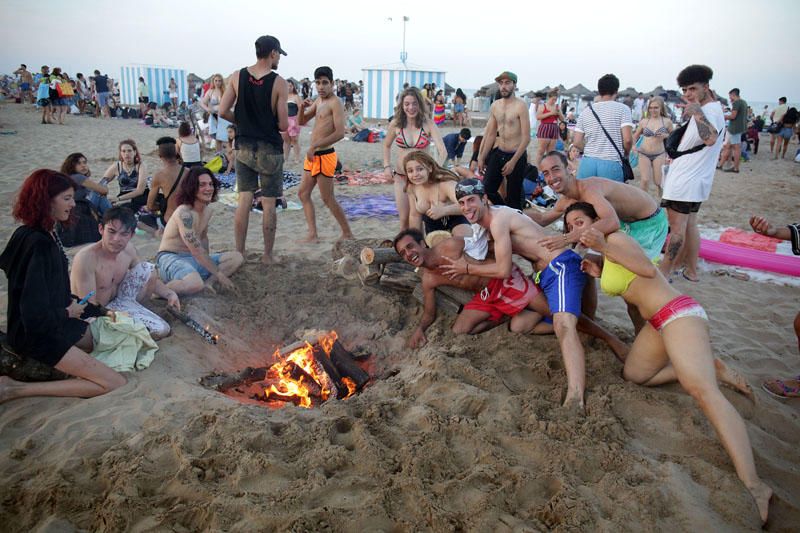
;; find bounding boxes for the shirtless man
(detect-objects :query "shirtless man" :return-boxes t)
[14,64,33,104]
[441,179,591,409]
[218,35,288,264]
[146,137,186,225]
[477,71,531,210]
[534,150,668,331]
[71,207,179,339]
[394,229,549,348]
[155,167,244,295]
[395,229,627,359]
[296,66,353,243]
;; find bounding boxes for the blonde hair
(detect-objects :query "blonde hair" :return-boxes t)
[647,96,668,118]
[403,151,458,190]
[212,73,225,96]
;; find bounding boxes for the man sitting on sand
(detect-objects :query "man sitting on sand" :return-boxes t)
[394,229,628,359]
[297,66,353,243]
[71,207,180,339]
[156,167,243,295]
[440,179,594,410]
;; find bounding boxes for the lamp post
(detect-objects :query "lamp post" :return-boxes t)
[400,16,409,67]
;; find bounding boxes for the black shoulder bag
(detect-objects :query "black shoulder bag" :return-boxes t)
[588,103,634,182]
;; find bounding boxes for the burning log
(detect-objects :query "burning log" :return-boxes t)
[168,308,219,344]
[329,340,370,392]
[360,246,402,266]
[199,366,266,391]
[357,263,383,286]
[378,262,419,293]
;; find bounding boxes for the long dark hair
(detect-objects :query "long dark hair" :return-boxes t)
[175,166,219,206]
[61,153,87,176]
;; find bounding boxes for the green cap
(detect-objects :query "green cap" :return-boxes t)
[495,71,518,83]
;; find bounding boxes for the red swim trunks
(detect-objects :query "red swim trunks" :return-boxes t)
[464,264,540,322]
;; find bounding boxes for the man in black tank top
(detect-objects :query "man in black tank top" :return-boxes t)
[219,35,288,265]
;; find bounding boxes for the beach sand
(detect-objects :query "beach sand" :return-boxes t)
[1,103,799,532]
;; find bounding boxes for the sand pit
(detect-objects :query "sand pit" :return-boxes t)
[1,104,799,531]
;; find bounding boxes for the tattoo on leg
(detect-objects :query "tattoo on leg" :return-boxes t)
[667,239,683,261]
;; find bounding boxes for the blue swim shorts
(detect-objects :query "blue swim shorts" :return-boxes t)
[537,249,586,316]
[156,251,222,282]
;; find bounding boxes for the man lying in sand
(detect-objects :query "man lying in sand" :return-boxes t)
[440,179,591,410]
[71,207,180,339]
[394,228,628,359]
[155,167,243,295]
[297,66,353,243]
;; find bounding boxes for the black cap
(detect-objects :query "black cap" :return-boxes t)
[255,35,287,57]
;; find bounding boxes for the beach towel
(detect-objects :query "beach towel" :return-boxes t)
[89,315,158,372]
[433,104,445,126]
[719,228,780,252]
[338,194,398,219]
[338,171,394,186]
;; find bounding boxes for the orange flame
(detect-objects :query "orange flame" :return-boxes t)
[341,377,357,398]
[264,331,342,408]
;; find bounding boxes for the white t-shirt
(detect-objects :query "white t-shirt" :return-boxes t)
[575,101,633,161]
[632,97,645,114]
[662,101,725,203]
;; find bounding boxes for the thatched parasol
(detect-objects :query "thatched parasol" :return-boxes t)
[564,83,591,97]
[444,83,455,94]
[617,87,640,98]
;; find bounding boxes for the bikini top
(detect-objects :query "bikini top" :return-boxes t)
[600,258,637,297]
[395,127,431,149]
[642,117,669,137]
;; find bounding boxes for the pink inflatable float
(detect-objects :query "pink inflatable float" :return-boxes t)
[699,238,800,277]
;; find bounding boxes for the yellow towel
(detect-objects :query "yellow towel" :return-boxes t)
[89,315,158,372]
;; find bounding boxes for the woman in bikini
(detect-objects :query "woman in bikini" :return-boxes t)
[632,96,673,195]
[453,88,467,126]
[565,202,772,525]
[283,81,303,165]
[535,89,564,165]
[383,87,446,230]
[404,151,471,238]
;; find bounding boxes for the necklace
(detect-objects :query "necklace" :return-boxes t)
[52,229,69,266]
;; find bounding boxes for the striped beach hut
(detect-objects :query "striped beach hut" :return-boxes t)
[119,65,187,106]
[361,62,446,120]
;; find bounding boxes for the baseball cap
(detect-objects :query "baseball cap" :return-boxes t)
[455,178,486,200]
[255,35,287,57]
[495,71,518,83]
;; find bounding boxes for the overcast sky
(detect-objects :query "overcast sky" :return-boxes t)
[3,0,797,102]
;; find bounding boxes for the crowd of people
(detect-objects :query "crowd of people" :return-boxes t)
[2,35,797,526]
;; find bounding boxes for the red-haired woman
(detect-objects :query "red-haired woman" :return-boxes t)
[0,170,126,403]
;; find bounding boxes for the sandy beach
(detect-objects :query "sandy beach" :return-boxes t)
[0,103,799,532]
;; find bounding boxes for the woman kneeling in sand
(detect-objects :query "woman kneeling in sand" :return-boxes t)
[0,170,126,403]
[404,151,471,238]
[564,202,772,524]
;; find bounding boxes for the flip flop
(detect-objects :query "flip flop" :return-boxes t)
[680,268,699,282]
[761,378,800,399]
[722,168,740,173]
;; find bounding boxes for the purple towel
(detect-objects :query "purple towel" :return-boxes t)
[338,194,398,219]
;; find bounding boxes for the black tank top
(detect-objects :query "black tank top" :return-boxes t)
[287,101,298,117]
[234,68,282,150]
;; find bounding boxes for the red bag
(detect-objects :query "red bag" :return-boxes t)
[367,131,377,143]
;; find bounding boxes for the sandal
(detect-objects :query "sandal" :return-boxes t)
[761,377,800,399]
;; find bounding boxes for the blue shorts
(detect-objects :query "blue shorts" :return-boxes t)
[780,127,794,140]
[576,155,624,182]
[96,91,110,107]
[537,250,586,316]
[156,251,222,282]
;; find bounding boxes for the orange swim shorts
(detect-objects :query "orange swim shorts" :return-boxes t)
[303,147,337,178]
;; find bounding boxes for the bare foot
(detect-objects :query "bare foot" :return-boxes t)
[714,359,754,401]
[747,480,772,525]
[261,254,280,265]
[560,395,585,415]
[0,375,22,404]
[297,234,319,244]
[337,233,355,242]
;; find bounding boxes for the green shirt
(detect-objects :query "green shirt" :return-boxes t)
[728,98,748,135]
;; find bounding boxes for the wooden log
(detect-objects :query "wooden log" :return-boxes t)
[0,341,68,382]
[311,344,341,399]
[379,262,420,292]
[287,361,323,398]
[329,340,370,391]
[357,263,383,286]
[360,246,402,266]
[411,284,473,316]
[331,256,360,280]
[199,366,267,391]
[332,238,392,261]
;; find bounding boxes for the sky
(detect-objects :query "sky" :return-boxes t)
[2,0,798,103]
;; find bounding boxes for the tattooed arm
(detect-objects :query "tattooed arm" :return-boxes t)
[684,103,719,146]
[177,208,221,276]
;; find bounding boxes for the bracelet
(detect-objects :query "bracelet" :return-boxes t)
[466,264,469,274]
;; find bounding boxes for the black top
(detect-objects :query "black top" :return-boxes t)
[0,226,87,366]
[95,75,109,93]
[234,68,283,151]
[287,101,298,117]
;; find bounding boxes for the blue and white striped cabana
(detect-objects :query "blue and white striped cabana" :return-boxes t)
[119,65,187,106]
[362,63,446,119]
